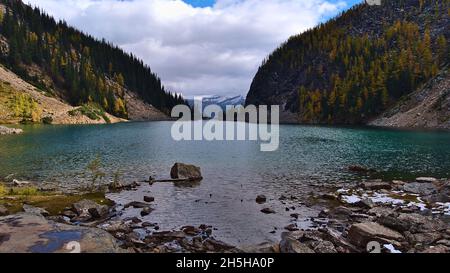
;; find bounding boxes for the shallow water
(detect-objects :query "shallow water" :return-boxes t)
[1,122,450,245]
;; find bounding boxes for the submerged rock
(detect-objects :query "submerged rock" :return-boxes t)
[0,213,124,253]
[261,208,275,214]
[140,207,153,216]
[124,201,151,209]
[108,181,140,192]
[348,165,376,173]
[182,226,200,236]
[170,163,203,180]
[143,196,155,203]
[284,224,299,231]
[256,195,267,204]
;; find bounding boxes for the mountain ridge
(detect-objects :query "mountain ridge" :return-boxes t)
[0,0,183,124]
[186,95,245,112]
[246,0,449,127]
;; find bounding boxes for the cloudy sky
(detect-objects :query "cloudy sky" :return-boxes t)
[25,0,362,98]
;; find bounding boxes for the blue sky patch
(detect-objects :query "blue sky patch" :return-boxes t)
[183,0,216,8]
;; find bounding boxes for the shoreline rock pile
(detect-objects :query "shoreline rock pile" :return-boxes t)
[279,177,450,253]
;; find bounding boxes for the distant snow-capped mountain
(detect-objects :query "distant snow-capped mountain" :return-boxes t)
[187,95,245,111]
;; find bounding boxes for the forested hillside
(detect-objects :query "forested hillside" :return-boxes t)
[246,0,449,124]
[0,0,184,120]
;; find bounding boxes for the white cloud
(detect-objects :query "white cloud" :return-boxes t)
[25,0,348,97]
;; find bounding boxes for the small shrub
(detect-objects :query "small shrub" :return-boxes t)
[68,108,77,116]
[0,184,7,196]
[10,93,42,123]
[101,113,111,124]
[69,103,110,122]
[9,187,39,196]
[41,116,53,124]
[109,169,123,190]
[86,155,105,190]
[79,104,101,120]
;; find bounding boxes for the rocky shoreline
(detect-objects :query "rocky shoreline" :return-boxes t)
[1,164,449,253]
[0,163,242,253]
[277,176,450,253]
[0,125,22,135]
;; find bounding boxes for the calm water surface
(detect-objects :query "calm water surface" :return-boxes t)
[1,122,449,245]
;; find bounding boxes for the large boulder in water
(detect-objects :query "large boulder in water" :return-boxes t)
[170,163,203,180]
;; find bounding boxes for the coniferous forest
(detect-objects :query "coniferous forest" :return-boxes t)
[246,0,449,124]
[0,0,184,118]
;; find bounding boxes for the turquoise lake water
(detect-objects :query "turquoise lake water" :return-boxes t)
[1,122,449,245]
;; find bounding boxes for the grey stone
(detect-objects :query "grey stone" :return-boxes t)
[72,199,108,219]
[140,207,153,216]
[170,163,202,180]
[124,201,150,209]
[143,196,155,203]
[348,222,404,247]
[23,205,49,217]
[0,205,8,216]
[416,177,438,183]
[359,181,392,191]
[280,236,314,253]
[311,240,337,253]
[256,195,267,204]
[403,182,437,195]
[420,245,449,253]
[261,208,275,214]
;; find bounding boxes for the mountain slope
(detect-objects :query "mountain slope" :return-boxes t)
[246,0,449,126]
[0,64,123,124]
[369,65,450,129]
[0,0,184,123]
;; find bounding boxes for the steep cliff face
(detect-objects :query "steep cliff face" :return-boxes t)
[246,0,449,126]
